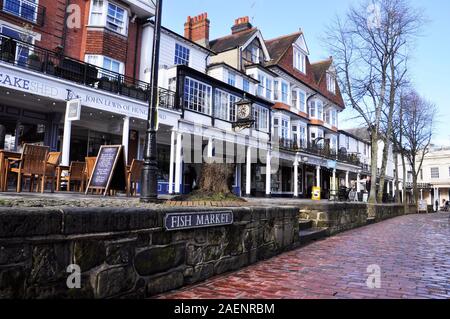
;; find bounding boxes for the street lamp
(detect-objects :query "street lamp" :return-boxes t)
[141,0,163,203]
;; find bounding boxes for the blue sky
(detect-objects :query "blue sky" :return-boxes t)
[162,0,450,146]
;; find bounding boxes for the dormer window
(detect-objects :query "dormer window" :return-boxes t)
[294,48,306,73]
[327,72,336,94]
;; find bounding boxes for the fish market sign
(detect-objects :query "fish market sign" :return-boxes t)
[164,211,234,231]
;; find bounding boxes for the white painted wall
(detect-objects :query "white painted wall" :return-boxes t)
[140,25,208,83]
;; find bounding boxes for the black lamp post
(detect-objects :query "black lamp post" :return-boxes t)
[141,0,163,203]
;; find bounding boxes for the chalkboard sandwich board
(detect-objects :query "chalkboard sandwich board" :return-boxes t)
[86,145,127,196]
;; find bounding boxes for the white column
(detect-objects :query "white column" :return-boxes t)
[387,181,390,196]
[357,173,361,193]
[168,130,176,195]
[207,137,213,159]
[61,115,72,166]
[345,171,350,188]
[316,165,321,188]
[174,132,182,194]
[265,151,271,196]
[293,157,299,198]
[332,169,337,193]
[122,117,130,164]
[246,146,252,196]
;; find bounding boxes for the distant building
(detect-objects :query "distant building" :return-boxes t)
[418,146,450,207]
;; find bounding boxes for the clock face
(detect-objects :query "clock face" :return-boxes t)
[238,104,251,119]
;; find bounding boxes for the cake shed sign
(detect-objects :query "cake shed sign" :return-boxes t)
[165,211,234,231]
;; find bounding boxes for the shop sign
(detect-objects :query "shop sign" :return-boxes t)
[66,99,81,121]
[165,211,234,231]
[327,160,337,169]
[312,187,321,201]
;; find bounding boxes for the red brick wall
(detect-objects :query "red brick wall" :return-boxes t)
[0,0,142,80]
[0,0,66,51]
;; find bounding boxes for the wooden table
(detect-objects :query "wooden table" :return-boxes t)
[56,165,70,192]
[0,150,21,192]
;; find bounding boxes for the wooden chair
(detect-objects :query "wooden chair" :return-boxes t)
[84,157,97,189]
[126,159,143,197]
[60,162,86,192]
[43,152,61,193]
[7,144,49,193]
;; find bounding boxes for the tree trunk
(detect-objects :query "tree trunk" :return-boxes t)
[198,163,235,194]
[393,147,400,203]
[402,153,408,214]
[369,128,379,204]
[377,139,388,203]
[413,173,419,205]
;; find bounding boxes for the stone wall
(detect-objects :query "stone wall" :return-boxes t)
[298,203,417,236]
[0,206,299,299]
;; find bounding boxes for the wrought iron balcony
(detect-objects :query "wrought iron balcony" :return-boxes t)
[277,137,363,167]
[0,0,45,26]
[0,34,179,111]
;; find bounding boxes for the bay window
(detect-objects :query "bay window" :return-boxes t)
[243,79,250,93]
[291,90,298,108]
[281,118,289,140]
[281,82,289,103]
[299,90,306,113]
[89,0,129,36]
[309,101,316,118]
[184,77,212,115]
[214,89,239,122]
[273,80,279,100]
[253,105,269,132]
[299,125,307,147]
[266,78,272,99]
[257,74,265,97]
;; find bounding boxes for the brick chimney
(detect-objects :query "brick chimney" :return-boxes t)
[231,16,253,34]
[184,13,210,48]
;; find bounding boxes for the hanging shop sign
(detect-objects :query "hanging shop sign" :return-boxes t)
[66,99,81,121]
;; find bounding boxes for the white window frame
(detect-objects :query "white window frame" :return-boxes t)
[85,54,125,75]
[3,0,39,23]
[299,124,307,148]
[298,90,306,113]
[174,43,190,66]
[431,167,440,179]
[327,72,336,94]
[88,0,129,36]
[293,48,306,73]
[227,71,236,87]
[184,77,212,115]
[281,81,289,104]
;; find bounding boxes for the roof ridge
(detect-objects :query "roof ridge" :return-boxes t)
[265,31,302,43]
[210,27,257,44]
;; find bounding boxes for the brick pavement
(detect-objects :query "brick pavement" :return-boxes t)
[158,213,450,299]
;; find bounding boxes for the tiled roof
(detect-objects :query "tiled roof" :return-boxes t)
[265,32,302,66]
[209,28,258,53]
[311,59,332,84]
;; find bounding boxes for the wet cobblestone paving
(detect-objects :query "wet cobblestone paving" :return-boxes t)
[158,213,450,299]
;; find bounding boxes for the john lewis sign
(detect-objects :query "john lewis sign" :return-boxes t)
[0,66,148,119]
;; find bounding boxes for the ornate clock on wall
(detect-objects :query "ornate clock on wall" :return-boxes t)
[233,96,255,130]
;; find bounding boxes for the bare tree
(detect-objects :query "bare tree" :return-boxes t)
[325,0,424,203]
[400,90,436,205]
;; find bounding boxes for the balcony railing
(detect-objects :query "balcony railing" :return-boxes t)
[0,34,179,111]
[278,138,363,167]
[0,0,45,26]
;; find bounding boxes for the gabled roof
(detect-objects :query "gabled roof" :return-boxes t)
[311,59,333,84]
[209,28,258,53]
[265,32,302,66]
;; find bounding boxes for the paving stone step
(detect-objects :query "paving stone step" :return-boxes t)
[299,219,314,231]
[299,228,328,245]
